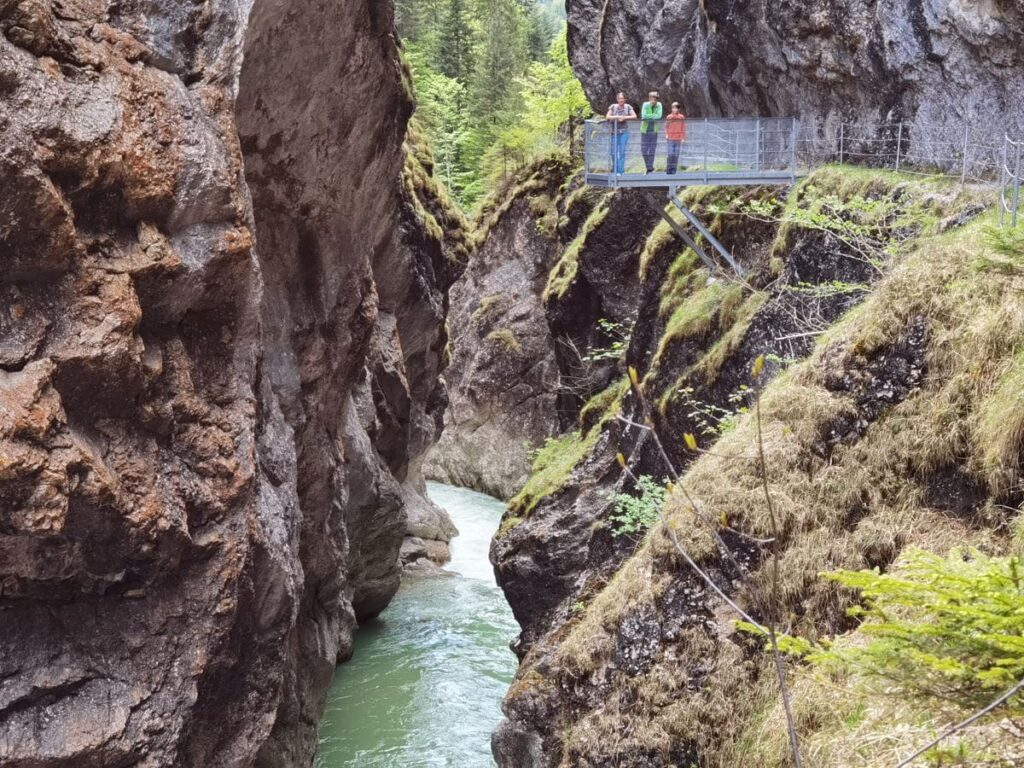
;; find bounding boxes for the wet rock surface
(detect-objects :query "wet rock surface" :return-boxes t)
[486,171,979,766]
[0,0,461,765]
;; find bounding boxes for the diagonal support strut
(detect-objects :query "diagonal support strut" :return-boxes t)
[652,206,718,273]
[667,187,747,278]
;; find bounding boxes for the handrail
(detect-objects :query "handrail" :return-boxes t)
[582,116,1023,227]
[584,116,799,185]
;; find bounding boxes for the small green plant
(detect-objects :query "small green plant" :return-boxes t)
[790,279,871,299]
[675,384,751,437]
[974,225,1024,276]
[583,318,633,363]
[570,600,586,616]
[608,475,668,537]
[745,548,1024,719]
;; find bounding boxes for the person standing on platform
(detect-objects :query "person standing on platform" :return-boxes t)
[665,102,687,174]
[606,93,636,174]
[640,91,663,174]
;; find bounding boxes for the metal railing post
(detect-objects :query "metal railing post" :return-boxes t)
[960,121,969,185]
[1013,141,1022,228]
[790,118,798,180]
[895,121,904,172]
[703,117,709,182]
[755,118,761,173]
[1000,135,1008,226]
[584,122,591,179]
[839,123,845,164]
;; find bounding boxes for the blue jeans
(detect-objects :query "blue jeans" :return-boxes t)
[666,140,682,174]
[611,130,629,173]
[641,131,658,172]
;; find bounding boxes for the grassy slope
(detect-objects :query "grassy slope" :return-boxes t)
[501,167,1023,766]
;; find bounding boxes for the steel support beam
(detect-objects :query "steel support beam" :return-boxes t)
[653,205,718,273]
[668,189,746,278]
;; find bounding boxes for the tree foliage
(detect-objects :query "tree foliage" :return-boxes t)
[400,0,584,206]
[767,548,1024,719]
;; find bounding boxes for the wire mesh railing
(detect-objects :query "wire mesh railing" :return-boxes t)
[583,116,1024,226]
[796,120,1023,226]
[1000,136,1022,227]
[583,117,799,183]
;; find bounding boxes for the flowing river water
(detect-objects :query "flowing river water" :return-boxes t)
[315,482,518,767]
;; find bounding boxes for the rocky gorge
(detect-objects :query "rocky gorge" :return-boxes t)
[3,0,1024,766]
[0,0,464,765]
[464,2,1024,766]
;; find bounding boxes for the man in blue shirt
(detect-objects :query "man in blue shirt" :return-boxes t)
[640,91,663,174]
[606,93,636,174]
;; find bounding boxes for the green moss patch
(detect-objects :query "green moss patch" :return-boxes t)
[509,429,601,516]
[543,198,611,303]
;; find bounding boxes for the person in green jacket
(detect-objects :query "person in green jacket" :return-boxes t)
[640,91,663,173]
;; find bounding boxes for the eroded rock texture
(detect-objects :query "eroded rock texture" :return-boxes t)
[0,0,461,765]
[426,163,568,501]
[487,169,994,766]
[567,0,1024,138]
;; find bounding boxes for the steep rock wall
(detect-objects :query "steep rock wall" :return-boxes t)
[0,0,461,765]
[488,168,1003,766]
[567,0,1024,139]
[426,161,568,500]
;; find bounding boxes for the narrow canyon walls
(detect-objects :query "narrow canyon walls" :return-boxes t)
[0,0,461,764]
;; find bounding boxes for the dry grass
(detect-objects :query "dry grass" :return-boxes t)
[555,542,662,673]
[473,153,574,247]
[523,199,1024,765]
[731,658,1024,767]
[486,328,523,355]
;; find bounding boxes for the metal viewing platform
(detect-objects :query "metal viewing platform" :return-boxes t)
[583,117,800,189]
[584,117,800,277]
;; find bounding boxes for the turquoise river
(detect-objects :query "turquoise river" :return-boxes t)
[315,482,518,767]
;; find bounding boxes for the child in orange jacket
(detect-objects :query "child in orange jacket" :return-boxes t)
[665,103,687,174]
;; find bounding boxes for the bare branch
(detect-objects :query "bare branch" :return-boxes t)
[895,677,1024,768]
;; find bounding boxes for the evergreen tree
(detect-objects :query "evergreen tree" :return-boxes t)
[436,0,473,83]
[525,3,559,61]
[467,0,528,114]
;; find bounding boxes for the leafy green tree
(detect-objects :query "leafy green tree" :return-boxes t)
[759,548,1024,719]
[476,31,590,189]
[405,44,472,190]
[398,0,586,206]
[396,0,444,44]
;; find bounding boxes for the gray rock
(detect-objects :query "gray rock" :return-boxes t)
[567,0,1024,142]
[426,167,567,500]
[0,0,461,765]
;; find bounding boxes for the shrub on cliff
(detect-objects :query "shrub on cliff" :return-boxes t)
[773,548,1024,719]
[608,476,669,538]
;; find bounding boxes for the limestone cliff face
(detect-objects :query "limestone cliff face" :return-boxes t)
[426,161,569,500]
[0,0,461,765]
[567,0,1024,138]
